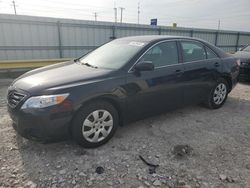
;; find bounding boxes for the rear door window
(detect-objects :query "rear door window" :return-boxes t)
[181,41,206,62]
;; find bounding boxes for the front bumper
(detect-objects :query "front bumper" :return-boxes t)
[8,105,73,141]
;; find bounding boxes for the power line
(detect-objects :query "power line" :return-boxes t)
[119,7,125,23]
[8,4,250,24]
[18,1,112,13]
[40,0,113,10]
[3,1,249,29]
[15,1,250,22]
[17,7,94,17]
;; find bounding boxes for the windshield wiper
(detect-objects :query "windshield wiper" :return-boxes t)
[74,58,79,62]
[81,62,98,69]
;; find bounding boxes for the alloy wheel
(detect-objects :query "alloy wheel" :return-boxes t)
[213,83,227,105]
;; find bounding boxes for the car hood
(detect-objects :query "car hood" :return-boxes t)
[11,61,113,93]
[233,51,250,60]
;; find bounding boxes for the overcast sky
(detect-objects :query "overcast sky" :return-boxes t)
[0,0,250,31]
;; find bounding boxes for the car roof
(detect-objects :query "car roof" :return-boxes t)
[118,35,201,43]
[117,35,230,58]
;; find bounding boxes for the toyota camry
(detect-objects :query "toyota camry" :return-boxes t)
[7,36,239,148]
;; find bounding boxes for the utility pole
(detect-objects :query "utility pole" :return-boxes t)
[217,19,221,30]
[137,2,140,24]
[94,12,97,21]
[119,7,125,23]
[12,0,17,15]
[114,7,117,23]
[114,2,117,23]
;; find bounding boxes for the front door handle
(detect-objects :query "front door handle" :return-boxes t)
[214,62,220,67]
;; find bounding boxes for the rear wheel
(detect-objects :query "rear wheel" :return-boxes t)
[72,101,118,148]
[204,78,229,109]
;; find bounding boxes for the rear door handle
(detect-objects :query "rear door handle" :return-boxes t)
[214,62,220,67]
[175,69,183,73]
[175,69,183,77]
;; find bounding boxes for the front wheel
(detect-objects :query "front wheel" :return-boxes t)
[72,101,118,148]
[204,78,229,109]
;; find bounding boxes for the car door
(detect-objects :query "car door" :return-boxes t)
[179,40,221,105]
[124,40,184,119]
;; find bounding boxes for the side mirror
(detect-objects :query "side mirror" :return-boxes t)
[134,61,154,71]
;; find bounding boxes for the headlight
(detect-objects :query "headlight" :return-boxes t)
[21,93,69,109]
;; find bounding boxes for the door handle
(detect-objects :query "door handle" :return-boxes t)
[214,62,220,67]
[175,69,183,77]
[175,69,183,73]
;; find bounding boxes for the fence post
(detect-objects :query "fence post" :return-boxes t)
[215,31,219,47]
[190,30,193,37]
[57,21,63,58]
[110,25,116,40]
[158,27,161,35]
[235,32,240,52]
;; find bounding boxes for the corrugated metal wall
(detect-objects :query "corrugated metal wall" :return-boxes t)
[1,14,250,60]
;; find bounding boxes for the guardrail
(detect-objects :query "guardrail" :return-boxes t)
[0,58,71,78]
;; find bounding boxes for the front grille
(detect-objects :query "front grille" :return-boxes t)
[7,91,26,108]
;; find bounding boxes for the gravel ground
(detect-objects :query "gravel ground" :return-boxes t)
[0,78,250,188]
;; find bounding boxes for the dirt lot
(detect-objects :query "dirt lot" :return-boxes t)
[0,78,250,188]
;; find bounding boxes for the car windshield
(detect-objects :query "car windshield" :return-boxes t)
[79,40,146,69]
[242,45,250,52]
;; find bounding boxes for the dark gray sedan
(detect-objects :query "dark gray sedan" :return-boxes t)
[7,36,240,148]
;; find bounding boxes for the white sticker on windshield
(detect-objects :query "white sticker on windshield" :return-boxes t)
[129,41,145,47]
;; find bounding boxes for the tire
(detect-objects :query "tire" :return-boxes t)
[72,100,118,148]
[204,78,229,109]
